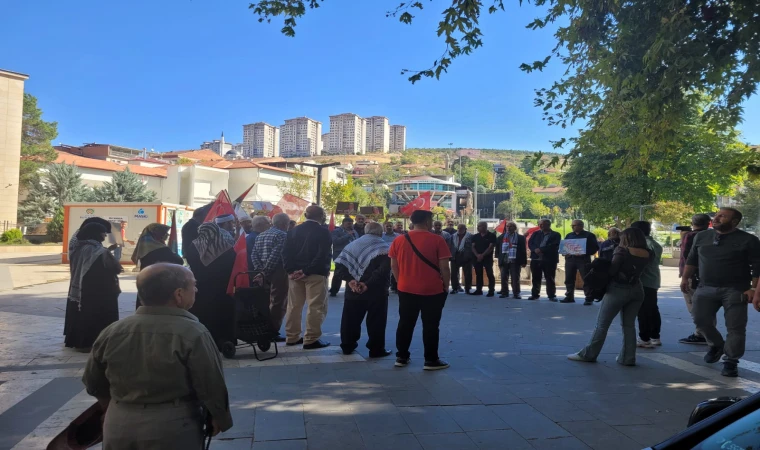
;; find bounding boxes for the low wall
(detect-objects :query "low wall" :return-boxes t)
[0,245,63,254]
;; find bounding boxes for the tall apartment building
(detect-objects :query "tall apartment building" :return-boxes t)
[321,133,330,153]
[364,116,390,153]
[280,117,322,158]
[390,125,407,152]
[243,122,280,158]
[327,113,366,155]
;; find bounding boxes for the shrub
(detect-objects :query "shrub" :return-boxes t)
[47,208,64,242]
[1,228,24,244]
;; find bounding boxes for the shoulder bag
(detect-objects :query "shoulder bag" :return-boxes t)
[404,233,441,274]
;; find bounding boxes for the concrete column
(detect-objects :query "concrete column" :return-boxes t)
[0,69,29,229]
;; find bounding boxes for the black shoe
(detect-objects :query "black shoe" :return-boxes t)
[369,349,393,358]
[497,291,502,295]
[274,335,287,343]
[303,339,331,350]
[342,348,355,355]
[528,295,540,300]
[560,297,576,303]
[450,289,458,294]
[286,338,304,346]
[423,359,450,371]
[704,346,724,364]
[721,362,739,377]
[583,301,593,306]
[548,297,558,302]
[468,290,483,296]
[395,356,410,367]
[513,295,522,299]
[499,294,509,299]
[329,292,338,297]
[679,334,708,345]
[486,291,495,297]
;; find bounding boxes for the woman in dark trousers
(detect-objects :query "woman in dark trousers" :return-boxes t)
[568,228,653,366]
[132,223,184,309]
[65,223,122,351]
[185,223,237,350]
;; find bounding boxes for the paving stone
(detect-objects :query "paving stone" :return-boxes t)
[466,429,533,450]
[614,424,684,447]
[251,440,307,450]
[211,438,253,450]
[354,402,412,437]
[523,396,595,422]
[503,383,557,399]
[398,406,462,434]
[489,404,572,440]
[415,432,478,450]
[464,382,524,405]
[363,433,423,450]
[304,422,365,450]
[529,436,593,449]
[389,389,439,407]
[559,420,642,450]
[442,405,510,431]
[253,406,306,442]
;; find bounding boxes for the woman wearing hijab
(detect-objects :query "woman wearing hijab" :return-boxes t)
[132,223,184,309]
[64,222,122,351]
[68,217,112,259]
[185,222,237,349]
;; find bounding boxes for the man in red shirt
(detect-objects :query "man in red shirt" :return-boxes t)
[389,210,452,370]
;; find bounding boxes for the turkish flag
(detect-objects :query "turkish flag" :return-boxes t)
[328,212,336,232]
[399,191,432,216]
[267,205,284,218]
[204,190,235,223]
[226,233,249,295]
[495,219,506,234]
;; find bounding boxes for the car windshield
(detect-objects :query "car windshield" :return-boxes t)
[693,407,760,450]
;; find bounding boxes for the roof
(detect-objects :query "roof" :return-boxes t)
[55,151,168,177]
[388,175,457,185]
[197,160,311,176]
[0,69,30,80]
[532,186,566,194]
[154,149,225,161]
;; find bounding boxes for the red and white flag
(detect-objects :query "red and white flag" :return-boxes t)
[226,233,249,295]
[399,191,432,216]
[204,190,235,223]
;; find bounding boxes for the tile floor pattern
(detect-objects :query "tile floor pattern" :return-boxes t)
[1,268,760,449]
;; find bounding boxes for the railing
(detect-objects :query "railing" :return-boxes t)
[0,221,18,233]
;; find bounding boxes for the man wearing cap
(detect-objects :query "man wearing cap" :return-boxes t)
[678,214,712,345]
[214,214,236,235]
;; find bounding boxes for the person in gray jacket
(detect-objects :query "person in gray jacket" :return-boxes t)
[330,216,357,296]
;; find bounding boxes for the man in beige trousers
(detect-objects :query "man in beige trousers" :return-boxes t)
[283,205,333,349]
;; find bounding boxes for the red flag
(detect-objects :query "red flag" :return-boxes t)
[167,210,178,254]
[276,193,310,221]
[328,212,336,232]
[267,205,284,218]
[495,219,506,234]
[204,190,235,223]
[399,191,432,216]
[226,233,249,295]
[233,183,256,205]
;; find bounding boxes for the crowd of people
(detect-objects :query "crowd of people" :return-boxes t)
[63,204,760,447]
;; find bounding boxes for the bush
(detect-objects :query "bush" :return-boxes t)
[1,228,24,244]
[47,207,64,242]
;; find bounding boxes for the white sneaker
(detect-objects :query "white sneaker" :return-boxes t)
[637,339,654,348]
[650,339,662,346]
[567,353,586,361]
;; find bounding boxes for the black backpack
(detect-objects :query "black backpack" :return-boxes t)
[583,258,612,301]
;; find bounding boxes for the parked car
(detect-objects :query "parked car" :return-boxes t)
[648,392,760,449]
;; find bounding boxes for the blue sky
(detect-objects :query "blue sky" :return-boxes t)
[3,0,759,153]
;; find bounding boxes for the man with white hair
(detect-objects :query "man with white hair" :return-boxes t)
[335,222,392,357]
[252,213,290,341]
[214,214,236,234]
[246,215,272,270]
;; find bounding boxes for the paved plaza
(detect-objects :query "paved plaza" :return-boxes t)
[0,267,759,449]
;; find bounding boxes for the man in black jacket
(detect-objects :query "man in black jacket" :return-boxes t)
[495,222,527,299]
[528,219,561,301]
[283,205,333,349]
[561,220,599,305]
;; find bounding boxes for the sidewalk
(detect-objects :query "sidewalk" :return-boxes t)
[0,251,69,292]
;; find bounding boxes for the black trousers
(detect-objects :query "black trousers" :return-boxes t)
[638,287,661,341]
[390,274,397,292]
[396,291,447,361]
[500,261,522,296]
[530,260,557,298]
[564,256,592,300]
[473,259,495,293]
[330,260,343,294]
[451,259,472,291]
[340,292,388,354]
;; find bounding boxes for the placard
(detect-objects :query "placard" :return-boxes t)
[335,202,360,215]
[359,206,384,220]
[559,239,587,256]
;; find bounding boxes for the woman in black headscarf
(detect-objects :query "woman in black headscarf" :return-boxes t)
[185,222,237,350]
[64,222,122,351]
[68,217,112,259]
[132,223,184,310]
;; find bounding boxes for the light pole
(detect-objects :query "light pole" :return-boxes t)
[629,204,654,221]
[473,169,479,227]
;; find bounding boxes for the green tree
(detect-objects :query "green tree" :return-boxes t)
[90,168,158,202]
[18,163,91,224]
[47,207,65,242]
[20,93,58,188]
[461,159,494,191]
[736,180,760,229]
[321,179,354,212]
[652,201,693,227]
[276,169,313,200]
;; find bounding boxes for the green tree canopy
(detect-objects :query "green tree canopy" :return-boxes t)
[276,169,313,200]
[18,163,91,224]
[321,178,355,212]
[736,180,760,229]
[90,168,158,203]
[652,201,693,227]
[20,93,58,188]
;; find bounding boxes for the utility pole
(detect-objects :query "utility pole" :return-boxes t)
[629,204,654,221]
[297,161,341,206]
[493,200,496,219]
[473,169,478,227]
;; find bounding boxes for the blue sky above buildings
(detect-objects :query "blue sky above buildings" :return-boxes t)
[3,0,759,153]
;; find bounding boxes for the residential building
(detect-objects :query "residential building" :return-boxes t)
[243,122,280,158]
[388,175,460,213]
[390,125,407,152]
[0,68,28,230]
[55,143,148,163]
[364,116,390,153]
[280,117,322,158]
[150,149,225,163]
[321,133,329,154]
[200,133,232,156]
[327,113,365,155]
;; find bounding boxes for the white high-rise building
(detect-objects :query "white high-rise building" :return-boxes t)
[280,117,322,158]
[390,125,407,152]
[364,116,390,153]
[321,133,329,154]
[328,113,365,155]
[243,122,280,158]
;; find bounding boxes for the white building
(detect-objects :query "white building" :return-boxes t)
[327,113,365,155]
[243,122,280,158]
[200,133,232,156]
[390,125,407,152]
[321,133,329,154]
[364,116,390,153]
[280,117,322,158]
